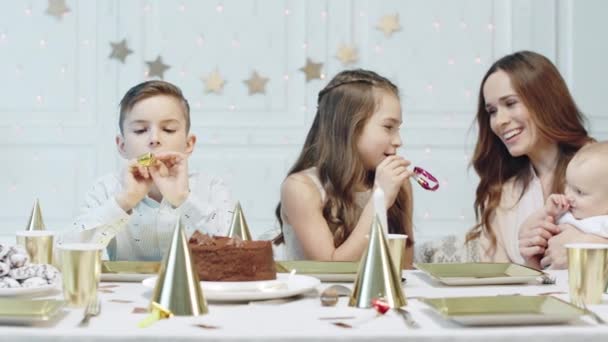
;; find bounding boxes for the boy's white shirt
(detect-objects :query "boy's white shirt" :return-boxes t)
[558,212,608,238]
[59,171,233,261]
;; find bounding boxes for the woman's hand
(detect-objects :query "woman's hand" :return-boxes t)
[518,215,560,268]
[541,224,603,269]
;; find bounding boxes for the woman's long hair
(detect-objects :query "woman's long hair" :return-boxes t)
[466,51,592,253]
[274,69,413,247]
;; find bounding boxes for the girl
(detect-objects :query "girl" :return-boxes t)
[274,69,414,267]
[466,51,598,268]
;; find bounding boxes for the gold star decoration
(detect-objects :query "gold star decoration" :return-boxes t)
[202,70,226,94]
[109,39,133,63]
[299,58,323,82]
[146,56,170,80]
[376,14,401,37]
[46,0,70,21]
[335,45,358,65]
[243,71,269,95]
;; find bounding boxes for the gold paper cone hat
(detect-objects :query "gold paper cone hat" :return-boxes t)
[227,202,252,240]
[349,215,406,308]
[26,199,45,231]
[150,217,208,316]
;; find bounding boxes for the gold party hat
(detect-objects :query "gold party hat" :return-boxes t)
[26,199,46,231]
[349,215,406,308]
[150,217,208,316]
[227,202,252,240]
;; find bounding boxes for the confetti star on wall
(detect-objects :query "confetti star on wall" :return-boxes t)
[146,56,170,79]
[109,39,133,63]
[335,45,358,65]
[376,14,401,37]
[243,71,269,95]
[299,58,323,82]
[46,0,70,21]
[203,70,226,94]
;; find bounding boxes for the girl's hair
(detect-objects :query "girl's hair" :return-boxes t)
[466,51,592,252]
[274,69,413,247]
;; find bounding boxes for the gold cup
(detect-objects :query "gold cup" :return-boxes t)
[16,230,54,264]
[58,243,103,307]
[387,234,407,277]
[566,243,608,306]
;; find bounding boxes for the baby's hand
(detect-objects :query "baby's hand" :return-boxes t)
[115,159,153,212]
[544,194,569,217]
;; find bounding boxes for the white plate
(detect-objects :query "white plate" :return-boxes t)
[0,281,60,297]
[308,273,356,282]
[101,273,152,282]
[142,273,320,302]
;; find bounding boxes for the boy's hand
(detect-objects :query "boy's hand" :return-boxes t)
[115,160,153,212]
[544,194,570,217]
[149,152,190,208]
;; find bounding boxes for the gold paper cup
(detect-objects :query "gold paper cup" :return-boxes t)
[387,234,407,277]
[566,243,608,306]
[16,230,54,264]
[58,243,103,308]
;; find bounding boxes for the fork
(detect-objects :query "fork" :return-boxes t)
[540,274,556,285]
[395,307,420,329]
[580,301,607,324]
[79,298,101,327]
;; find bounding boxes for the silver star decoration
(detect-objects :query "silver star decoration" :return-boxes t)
[299,58,323,82]
[109,39,133,63]
[243,71,269,95]
[146,56,170,80]
[46,0,70,21]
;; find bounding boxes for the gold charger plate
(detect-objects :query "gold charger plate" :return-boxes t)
[276,261,358,282]
[101,261,161,282]
[414,262,543,285]
[0,299,66,324]
[422,295,585,326]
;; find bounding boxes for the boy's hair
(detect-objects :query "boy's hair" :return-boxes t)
[118,80,191,134]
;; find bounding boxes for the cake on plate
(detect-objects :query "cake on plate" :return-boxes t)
[188,231,276,281]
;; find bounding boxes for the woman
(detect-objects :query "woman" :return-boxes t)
[466,50,599,268]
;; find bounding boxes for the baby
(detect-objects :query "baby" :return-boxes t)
[543,141,608,237]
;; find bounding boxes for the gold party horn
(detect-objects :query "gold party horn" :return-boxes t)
[227,201,252,240]
[567,243,608,306]
[138,302,173,328]
[26,198,45,231]
[349,215,406,308]
[150,217,208,316]
[137,152,155,167]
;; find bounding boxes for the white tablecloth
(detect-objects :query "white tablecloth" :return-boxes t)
[2,270,608,341]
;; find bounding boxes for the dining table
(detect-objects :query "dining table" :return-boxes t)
[2,269,608,341]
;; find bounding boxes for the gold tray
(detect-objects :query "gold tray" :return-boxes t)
[101,261,161,282]
[414,262,543,285]
[276,261,358,282]
[422,295,585,326]
[0,299,65,324]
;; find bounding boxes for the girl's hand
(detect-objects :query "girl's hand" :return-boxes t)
[374,156,412,208]
[544,194,570,217]
[518,215,560,268]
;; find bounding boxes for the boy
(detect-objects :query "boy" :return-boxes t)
[63,81,233,261]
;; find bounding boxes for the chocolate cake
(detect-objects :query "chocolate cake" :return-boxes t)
[188,231,276,281]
